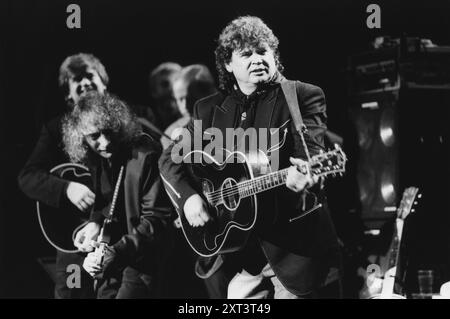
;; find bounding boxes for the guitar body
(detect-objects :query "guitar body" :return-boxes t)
[36,163,93,253]
[176,146,346,257]
[368,267,406,299]
[180,150,271,257]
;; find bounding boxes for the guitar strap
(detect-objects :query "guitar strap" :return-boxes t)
[93,164,125,292]
[281,80,327,221]
[280,80,312,162]
[98,165,125,244]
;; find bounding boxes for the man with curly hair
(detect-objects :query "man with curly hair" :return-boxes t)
[159,16,340,298]
[63,92,172,298]
[18,53,109,298]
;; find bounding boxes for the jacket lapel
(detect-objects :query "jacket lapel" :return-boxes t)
[124,157,140,234]
[86,158,98,192]
[211,95,239,132]
[254,86,280,130]
[210,83,285,154]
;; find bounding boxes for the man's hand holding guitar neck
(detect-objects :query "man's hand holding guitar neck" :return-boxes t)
[286,157,319,193]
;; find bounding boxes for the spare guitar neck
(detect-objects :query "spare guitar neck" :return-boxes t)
[369,187,421,299]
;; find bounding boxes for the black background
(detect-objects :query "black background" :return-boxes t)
[1,0,449,298]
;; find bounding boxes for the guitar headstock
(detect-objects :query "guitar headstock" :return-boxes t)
[397,187,421,220]
[310,144,347,178]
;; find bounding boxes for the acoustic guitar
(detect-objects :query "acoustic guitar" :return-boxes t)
[177,145,347,257]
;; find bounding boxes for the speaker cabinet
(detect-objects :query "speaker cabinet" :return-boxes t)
[350,91,400,228]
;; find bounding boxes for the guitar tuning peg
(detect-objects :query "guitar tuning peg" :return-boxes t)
[414,201,418,205]
[417,194,422,199]
[411,209,415,213]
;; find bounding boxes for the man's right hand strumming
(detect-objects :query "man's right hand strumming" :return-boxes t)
[183,194,210,227]
[66,181,95,212]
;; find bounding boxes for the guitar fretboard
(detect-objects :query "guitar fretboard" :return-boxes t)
[206,146,346,206]
[238,167,290,198]
[387,234,400,271]
[207,168,291,206]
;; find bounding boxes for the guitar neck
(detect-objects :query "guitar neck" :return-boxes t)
[207,146,346,206]
[380,218,404,297]
[237,167,291,199]
[379,187,419,298]
[387,218,404,271]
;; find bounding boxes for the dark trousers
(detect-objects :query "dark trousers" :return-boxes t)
[163,231,208,298]
[203,267,234,299]
[96,266,154,299]
[54,250,94,299]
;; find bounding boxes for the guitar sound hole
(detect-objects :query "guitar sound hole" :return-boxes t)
[221,178,240,211]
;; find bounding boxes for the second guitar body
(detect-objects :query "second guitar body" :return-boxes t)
[36,163,93,253]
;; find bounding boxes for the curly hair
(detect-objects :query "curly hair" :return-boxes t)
[62,92,141,163]
[215,16,284,92]
[58,53,109,94]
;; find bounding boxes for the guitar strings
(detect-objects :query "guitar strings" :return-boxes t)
[210,168,288,197]
[206,173,296,203]
[205,153,343,201]
[207,165,312,200]
[206,160,330,200]
[206,168,339,202]
[206,169,289,201]
[207,181,280,203]
[207,158,309,200]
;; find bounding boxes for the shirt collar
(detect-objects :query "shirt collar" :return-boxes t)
[231,71,284,103]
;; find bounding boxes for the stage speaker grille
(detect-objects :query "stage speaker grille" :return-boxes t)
[350,91,399,228]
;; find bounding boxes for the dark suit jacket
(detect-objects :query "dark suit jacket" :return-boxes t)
[88,135,173,276]
[159,80,339,295]
[18,116,71,208]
